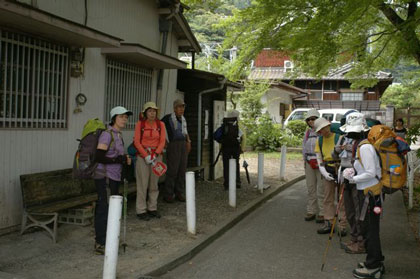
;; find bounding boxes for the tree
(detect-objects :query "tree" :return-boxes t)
[238,81,268,120]
[380,84,417,108]
[221,0,420,84]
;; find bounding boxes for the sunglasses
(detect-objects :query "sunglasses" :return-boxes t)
[306,117,317,121]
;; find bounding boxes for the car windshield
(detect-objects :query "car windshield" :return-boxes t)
[290,111,307,120]
[322,113,334,122]
[335,114,344,122]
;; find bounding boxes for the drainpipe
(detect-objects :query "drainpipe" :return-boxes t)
[197,78,227,167]
[156,18,173,104]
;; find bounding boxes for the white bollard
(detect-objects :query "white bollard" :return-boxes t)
[229,158,236,207]
[186,171,196,234]
[280,145,287,181]
[103,195,123,279]
[258,152,264,192]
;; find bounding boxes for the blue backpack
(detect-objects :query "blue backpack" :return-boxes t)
[213,124,224,143]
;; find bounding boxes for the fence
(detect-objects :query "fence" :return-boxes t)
[395,107,420,127]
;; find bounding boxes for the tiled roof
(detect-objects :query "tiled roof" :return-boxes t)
[254,49,291,67]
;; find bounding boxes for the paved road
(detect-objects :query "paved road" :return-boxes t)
[161,180,420,279]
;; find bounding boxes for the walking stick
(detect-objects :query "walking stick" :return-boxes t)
[122,178,128,253]
[321,178,346,271]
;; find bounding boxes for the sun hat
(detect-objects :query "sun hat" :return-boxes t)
[305,109,320,120]
[110,106,133,119]
[143,101,159,113]
[340,112,370,133]
[314,117,331,133]
[173,99,185,108]
[225,109,240,118]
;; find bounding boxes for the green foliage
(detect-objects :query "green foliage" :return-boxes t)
[381,84,419,108]
[245,113,302,151]
[406,123,420,157]
[238,81,269,120]
[222,0,420,83]
[286,120,307,138]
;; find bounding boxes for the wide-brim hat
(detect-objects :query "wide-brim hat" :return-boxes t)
[110,106,133,119]
[340,112,370,133]
[143,101,159,113]
[305,109,320,120]
[314,117,331,133]
[225,109,240,119]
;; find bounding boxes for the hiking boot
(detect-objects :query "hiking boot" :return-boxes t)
[357,263,385,274]
[304,213,316,221]
[163,196,175,203]
[175,194,186,202]
[147,210,161,219]
[94,242,105,255]
[137,213,150,221]
[353,266,383,279]
[338,228,347,237]
[317,221,334,234]
[345,241,366,254]
[315,215,324,223]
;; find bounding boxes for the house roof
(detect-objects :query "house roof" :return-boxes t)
[101,43,187,69]
[249,63,393,82]
[158,1,201,53]
[254,49,291,67]
[177,69,243,93]
[0,0,121,47]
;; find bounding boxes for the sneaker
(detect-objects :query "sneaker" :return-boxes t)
[304,213,316,221]
[94,242,105,255]
[345,241,366,254]
[137,213,150,221]
[315,215,324,223]
[147,210,161,218]
[357,263,385,274]
[317,221,334,234]
[353,266,383,279]
[338,228,347,237]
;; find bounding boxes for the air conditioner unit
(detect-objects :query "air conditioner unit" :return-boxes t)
[284,60,294,72]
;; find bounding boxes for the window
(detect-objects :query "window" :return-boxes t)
[290,111,307,121]
[105,59,152,129]
[0,30,69,128]
[342,92,363,101]
[322,113,334,122]
[308,90,322,100]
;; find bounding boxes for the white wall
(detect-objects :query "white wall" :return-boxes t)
[261,88,293,123]
[0,0,181,230]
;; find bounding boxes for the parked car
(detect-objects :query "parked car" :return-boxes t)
[284,108,357,126]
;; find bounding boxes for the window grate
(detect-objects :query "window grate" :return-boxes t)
[105,59,152,129]
[0,30,69,128]
[341,92,363,101]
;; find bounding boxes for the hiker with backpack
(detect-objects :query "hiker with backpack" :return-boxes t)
[333,112,370,255]
[161,99,191,203]
[133,102,166,221]
[313,117,348,236]
[302,109,325,223]
[93,106,133,255]
[220,109,245,190]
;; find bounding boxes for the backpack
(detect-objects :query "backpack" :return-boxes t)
[73,118,114,179]
[318,132,341,159]
[357,125,410,195]
[220,117,240,148]
[213,124,224,143]
[127,118,162,157]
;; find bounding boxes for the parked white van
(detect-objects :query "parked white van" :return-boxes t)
[284,108,357,126]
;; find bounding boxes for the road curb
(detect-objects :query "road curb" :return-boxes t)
[142,174,305,278]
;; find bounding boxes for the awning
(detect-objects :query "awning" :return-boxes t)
[102,43,187,69]
[0,0,121,47]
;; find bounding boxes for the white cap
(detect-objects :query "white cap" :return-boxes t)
[110,106,133,119]
[225,109,240,118]
[340,112,370,133]
[314,117,331,133]
[305,109,320,120]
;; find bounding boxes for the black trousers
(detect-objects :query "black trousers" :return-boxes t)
[343,180,364,242]
[359,193,384,269]
[163,140,188,198]
[222,147,240,188]
[94,178,120,246]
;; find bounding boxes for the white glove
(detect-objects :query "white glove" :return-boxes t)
[342,168,356,183]
[319,166,335,181]
[144,155,154,165]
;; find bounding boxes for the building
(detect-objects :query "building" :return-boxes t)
[0,0,202,233]
[249,49,393,121]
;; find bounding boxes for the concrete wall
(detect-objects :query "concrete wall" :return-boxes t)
[261,88,293,123]
[0,0,181,231]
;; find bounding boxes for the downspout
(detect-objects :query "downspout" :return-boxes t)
[197,78,227,167]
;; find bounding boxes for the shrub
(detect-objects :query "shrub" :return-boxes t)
[286,120,307,138]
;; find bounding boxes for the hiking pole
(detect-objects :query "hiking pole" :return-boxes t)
[321,178,346,271]
[122,177,128,253]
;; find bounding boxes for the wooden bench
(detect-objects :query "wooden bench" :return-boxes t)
[20,168,136,243]
[187,166,205,180]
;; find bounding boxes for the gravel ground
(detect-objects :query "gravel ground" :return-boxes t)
[0,154,304,279]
